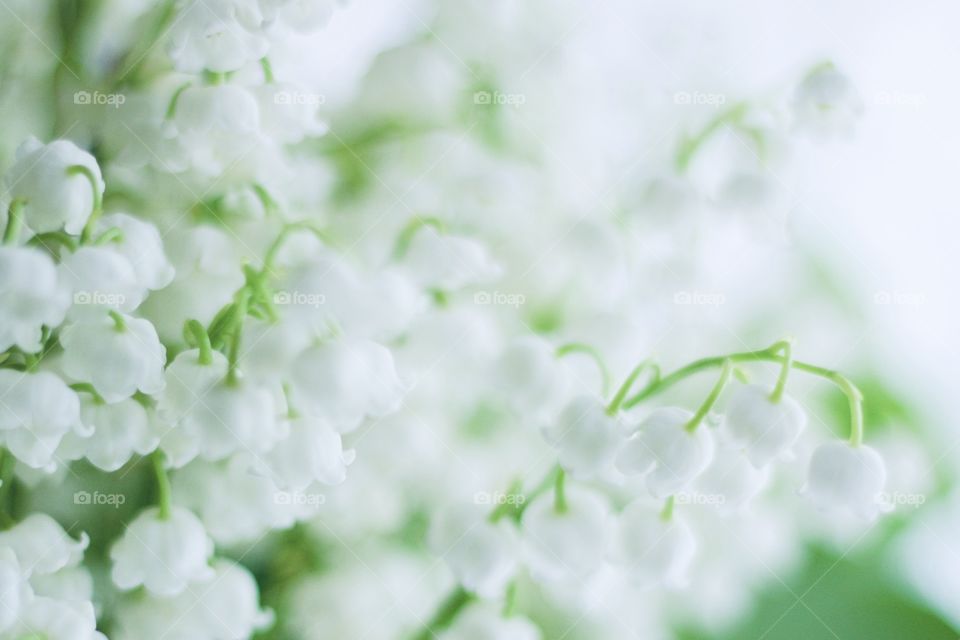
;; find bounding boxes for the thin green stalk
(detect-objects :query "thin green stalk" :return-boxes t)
[68,165,102,244]
[0,448,16,529]
[185,319,213,365]
[555,343,611,397]
[553,467,568,514]
[684,359,732,433]
[108,310,126,332]
[769,339,792,402]
[410,587,475,640]
[152,451,172,520]
[3,199,25,245]
[607,359,660,415]
[660,495,675,522]
[622,340,865,446]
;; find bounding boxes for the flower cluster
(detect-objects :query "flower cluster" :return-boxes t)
[0,1,897,639]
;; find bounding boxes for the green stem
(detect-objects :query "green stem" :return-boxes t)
[152,451,172,520]
[164,82,192,120]
[607,359,660,415]
[553,467,568,514]
[410,587,475,640]
[675,102,749,172]
[108,310,126,332]
[622,340,865,445]
[0,448,16,529]
[225,291,249,386]
[93,227,124,246]
[28,230,78,253]
[261,221,330,277]
[393,216,445,259]
[3,199,26,245]
[260,57,275,83]
[684,359,732,433]
[555,342,611,397]
[70,382,105,404]
[185,319,213,365]
[503,581,518,617]
[769,339,793,403]
[660,495,675,522]
[68,165,102,244]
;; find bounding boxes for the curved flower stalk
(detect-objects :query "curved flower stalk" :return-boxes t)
[414,339,887,638]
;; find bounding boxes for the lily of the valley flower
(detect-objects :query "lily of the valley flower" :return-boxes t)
[77,396,159,471]
[543,395,623,478]
[0,246,71,353]
[110,505,214,596]
[802,441,889,520]
[0,370,81,470]
[521,487,610,583]
[616,407,715,498]
[60,312,166,403]
[723,384,806,468]
[428,506,519,598]
[2,137,103,235]
[610,501,696,588]
[0,513,88,577]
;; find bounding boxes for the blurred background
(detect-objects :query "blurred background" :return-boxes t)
[2,0,958,638]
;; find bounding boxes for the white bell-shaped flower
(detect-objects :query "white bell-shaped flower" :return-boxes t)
[29,565,94,602]
[2,137,103,235]
[401,227,502,291]
[521,487,610,583]
[172,456,316,544]
[260,0,335,33]
[59,246,146,316]
[112,558,272,640]
[801,441,889,520]
[110,505,215,596]
[167,0,269,73]
[0,548,27,632]
[792,63,863,136]
[7,597,105,640]
[78,396,158,471]
[96,213,175,291]
[0,246,70,353]
[60,312,166,403]
[290,338,405,433]
[493,336,570,421]
[0,513,88,576]
[0,370,80,470]
[261,415,351,490]
[172,84,262,175]
[139,227,244,343]
[185,380,282,462]
[542,395,623,478]
[438,604,541,640]
[694,447,769,515]
[428,506,520,598]
[191,559,274,637]
[610,501,696,588]
[723,384,806,468]
[254,82,327,144]
[616,407,715,498]
[273,250,365,338]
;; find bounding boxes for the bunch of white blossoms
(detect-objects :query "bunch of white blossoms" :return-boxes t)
[423,338,889,635]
